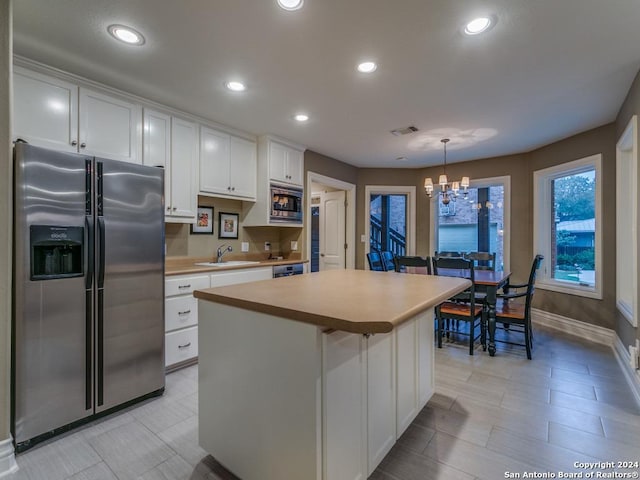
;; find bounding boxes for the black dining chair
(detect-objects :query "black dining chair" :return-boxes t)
[432,256,484,355]
[490,255,543,359]
[393,256,432,275]
[380,251,396,272]
[464,251,496,271]
[366,251,385,271]
[434,251,463,258]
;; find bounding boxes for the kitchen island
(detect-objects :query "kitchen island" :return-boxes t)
[194,269,470,480]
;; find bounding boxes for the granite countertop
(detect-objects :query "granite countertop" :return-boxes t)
[193,269,471,334]
[166,255,308,276]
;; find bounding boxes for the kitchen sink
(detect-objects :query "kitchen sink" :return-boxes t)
[194,261,261,267]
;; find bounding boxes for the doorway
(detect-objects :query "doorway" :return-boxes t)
[306,172,356,272]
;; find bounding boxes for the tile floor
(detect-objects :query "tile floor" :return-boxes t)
[7,324,640,480]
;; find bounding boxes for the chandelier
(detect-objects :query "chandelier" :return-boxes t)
[424,138,470,205]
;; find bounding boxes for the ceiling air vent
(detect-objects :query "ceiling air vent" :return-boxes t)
[390,126,419,136]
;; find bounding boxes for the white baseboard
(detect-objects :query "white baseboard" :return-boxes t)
[531,308,640,407]
[613,335,640,407]
[0,436,18,478]
[531,308,615,346]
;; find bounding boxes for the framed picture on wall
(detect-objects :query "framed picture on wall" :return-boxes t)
[191,206,214,234]
[218,212,239,239]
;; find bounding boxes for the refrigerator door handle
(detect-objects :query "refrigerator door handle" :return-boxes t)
[97,217,105,289]
[85,215,94,290]
[85,290,93,410]
[97,289,104,407]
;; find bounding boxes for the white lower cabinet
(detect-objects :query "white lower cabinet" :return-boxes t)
[322,309,435,478]
[366,332,396,475]
[165,266,274,370]
[323,331,367,480]
[165,274,210,369]
[209,266,272,287]
[165,326,199,367]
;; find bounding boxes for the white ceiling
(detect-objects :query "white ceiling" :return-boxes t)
[12,0,640,168]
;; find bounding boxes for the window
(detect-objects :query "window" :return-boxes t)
[533,154,602,299]
[431,176,510,272]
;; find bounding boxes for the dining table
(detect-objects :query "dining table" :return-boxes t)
[434,269,511,356]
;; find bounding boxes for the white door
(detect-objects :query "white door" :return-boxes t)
[320,190,346,270]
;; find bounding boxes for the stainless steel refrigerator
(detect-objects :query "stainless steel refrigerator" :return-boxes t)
[12,143,165,452]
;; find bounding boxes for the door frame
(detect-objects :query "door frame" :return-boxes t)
[306,172,356,269]
[429,175,511,273]
[364,186,416,266]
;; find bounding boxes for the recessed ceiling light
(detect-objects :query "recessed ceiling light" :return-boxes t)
[396,156,408,161]
[225,81,246,92]
[294,114,309,122]
[277,0,303,11]
[357,61,377,73]
[107,24,145,45]
[464,17,494,35]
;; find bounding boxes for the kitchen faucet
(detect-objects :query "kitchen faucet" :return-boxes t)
[216,244,232,263]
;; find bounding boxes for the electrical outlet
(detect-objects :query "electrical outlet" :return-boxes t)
[291,241,298,251]
[264,242,271,251]
[241,242,249,252]
[360,234,367,243]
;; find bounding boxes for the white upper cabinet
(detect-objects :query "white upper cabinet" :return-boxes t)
[143,109,172,215]
[199,126,256,200]
[13,67,142,164]
[268,139,304,186]
[199,126,231,195]
[170,118,198,219]
[13,67,78,152]
[229,136,257,199]
[79,88,142,164]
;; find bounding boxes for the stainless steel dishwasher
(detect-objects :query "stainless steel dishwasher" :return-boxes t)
[273,263,304,278]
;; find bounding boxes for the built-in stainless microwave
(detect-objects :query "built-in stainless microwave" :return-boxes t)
[271,184,303,223]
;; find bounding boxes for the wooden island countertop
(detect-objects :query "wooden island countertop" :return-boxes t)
[193,269,470,334]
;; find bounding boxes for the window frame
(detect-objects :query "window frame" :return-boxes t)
[533,154,602,299]
[429,175,511,274]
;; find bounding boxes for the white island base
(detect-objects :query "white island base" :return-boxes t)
[198,301,435,480]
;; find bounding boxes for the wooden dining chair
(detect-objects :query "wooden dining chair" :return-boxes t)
[491,255,544,359]
[432,257,483,355]
[464,251,496,271]
[380,251,396,272]
[366,251,385,271]
[393,255,432,275]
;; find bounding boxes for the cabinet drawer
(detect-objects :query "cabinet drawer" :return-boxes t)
[165,326,198,367]
[209,267,273,287]
[165,296,198,332]
[165,275,209,297]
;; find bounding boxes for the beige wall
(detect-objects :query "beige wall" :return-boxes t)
[615,68,640,347]
[529,124,617,328]
[166,195,302,260]
[0,0,12,445]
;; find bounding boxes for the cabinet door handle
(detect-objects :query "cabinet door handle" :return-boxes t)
[172,207,177,211]
[80,142,87,148]
[178,342,192,349]
[178,310,191,315]
[178,284,191,289]
[166,206,171,211]
[71,140,78,146]
[231,187,235,191]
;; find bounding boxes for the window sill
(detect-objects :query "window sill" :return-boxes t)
[537,280,602,300]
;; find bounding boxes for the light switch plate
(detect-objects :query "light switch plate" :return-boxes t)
[291,241,298,251]
[241,242,249,252]
[360,234,367,243]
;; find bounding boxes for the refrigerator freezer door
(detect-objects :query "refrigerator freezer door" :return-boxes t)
[95,159,165,412]
[13,144,93,445]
